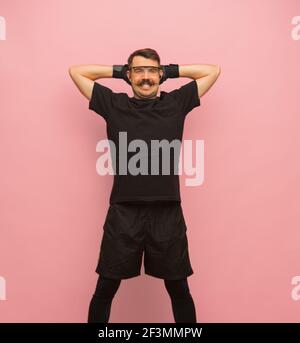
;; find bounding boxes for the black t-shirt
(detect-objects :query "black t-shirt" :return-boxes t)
[89,80,200,204]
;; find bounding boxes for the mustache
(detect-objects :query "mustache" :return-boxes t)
[138,80,153,86]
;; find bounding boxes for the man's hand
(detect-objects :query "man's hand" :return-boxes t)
[159,64,180,84]
[112,64,131,85]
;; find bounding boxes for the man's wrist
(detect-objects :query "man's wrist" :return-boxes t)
[112,64,131,85]
[165,64,179,78]
[112,65,123,79]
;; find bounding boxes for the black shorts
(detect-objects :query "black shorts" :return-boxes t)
[95,201,194,280]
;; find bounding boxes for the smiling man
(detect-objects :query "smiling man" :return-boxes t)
[69,48,220,323]
[97,52,165,100]
[127,60,163,99]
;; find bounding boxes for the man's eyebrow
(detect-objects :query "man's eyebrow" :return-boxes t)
[130,65,161,68]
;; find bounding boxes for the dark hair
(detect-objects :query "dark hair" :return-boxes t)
[127,48,161,68]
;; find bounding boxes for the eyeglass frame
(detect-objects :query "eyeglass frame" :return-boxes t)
[128,66,162,74]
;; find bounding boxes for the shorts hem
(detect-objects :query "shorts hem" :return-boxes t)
[96,269,141,280]
[144,270,194,280]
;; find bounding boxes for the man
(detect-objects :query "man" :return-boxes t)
[69,48,220,323]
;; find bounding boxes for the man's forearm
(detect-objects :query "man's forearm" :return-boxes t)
[69,64,113,80]
[179,64,220,80]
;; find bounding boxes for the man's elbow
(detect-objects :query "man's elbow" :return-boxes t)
[68,66,77,77]
[213,65,221,76]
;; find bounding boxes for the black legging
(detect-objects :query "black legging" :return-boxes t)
[87,276,197,323]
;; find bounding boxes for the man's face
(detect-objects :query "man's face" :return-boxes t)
[127,56,163,99]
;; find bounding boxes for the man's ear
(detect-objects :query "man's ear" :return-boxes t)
[126,70,131,81]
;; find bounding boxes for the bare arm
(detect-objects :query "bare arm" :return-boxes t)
[68,65,113,100]
[179,64,221,98]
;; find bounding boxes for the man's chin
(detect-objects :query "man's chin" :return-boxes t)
[133,86,158,97]
[135,91,157,99]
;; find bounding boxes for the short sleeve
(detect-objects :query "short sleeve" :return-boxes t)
[88,82,114,120]
[168,80,201,116]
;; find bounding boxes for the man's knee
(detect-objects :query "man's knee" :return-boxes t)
[93,276,121,299]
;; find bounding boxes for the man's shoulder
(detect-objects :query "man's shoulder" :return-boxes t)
[94,82,128,98]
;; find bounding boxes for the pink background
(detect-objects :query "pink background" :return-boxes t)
[1,0,300,322]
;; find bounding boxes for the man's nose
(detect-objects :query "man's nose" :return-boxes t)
[142,70,150,77]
